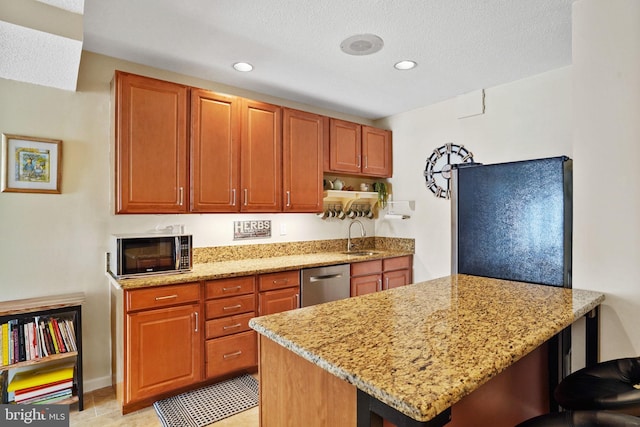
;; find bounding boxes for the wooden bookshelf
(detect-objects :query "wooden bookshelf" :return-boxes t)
[0,292,84,410]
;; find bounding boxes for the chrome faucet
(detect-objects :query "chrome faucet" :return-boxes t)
[347,220,366,252]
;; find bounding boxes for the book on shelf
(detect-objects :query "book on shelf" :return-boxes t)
[16,388,73,405]
[14,378,73,402]
[0,314,77,366]
[7,361,75,393]
[1,322,8,365]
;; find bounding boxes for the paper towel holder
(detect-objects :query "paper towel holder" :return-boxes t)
[384,200,414,220]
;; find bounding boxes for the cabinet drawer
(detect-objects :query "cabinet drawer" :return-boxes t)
[126,283,200,312]
[206,312,254,339]
[206,294,255,319]
[383,256,412,272]
[351,260,382,277]
[205,276,255,299]
[258,270,300,291]
[206,331,257,378]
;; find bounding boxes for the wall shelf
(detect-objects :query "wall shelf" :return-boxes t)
[323,190,379,212]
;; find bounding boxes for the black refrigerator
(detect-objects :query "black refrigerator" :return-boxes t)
[451,156,573,288]
[450,155,574,388]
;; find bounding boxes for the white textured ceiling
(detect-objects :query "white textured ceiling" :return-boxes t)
[0,0,83,91]
[9,0,577,119]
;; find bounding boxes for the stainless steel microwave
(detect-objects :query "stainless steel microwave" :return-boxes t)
[109,233,192,278]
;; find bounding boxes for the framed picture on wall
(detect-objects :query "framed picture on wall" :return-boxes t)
[1,134,62,194]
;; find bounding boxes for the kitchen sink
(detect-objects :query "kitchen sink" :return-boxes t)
[342,251,379,256]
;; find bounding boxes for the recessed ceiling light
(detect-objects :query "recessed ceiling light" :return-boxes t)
[340,34,384,56]
[394,60,417,70]
[233,62,253,72]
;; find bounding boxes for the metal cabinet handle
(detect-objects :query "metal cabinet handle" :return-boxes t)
[272,278,289,285]
[378,279,382,292]
[364,156,368,169]
[179,187,184,206]
[194,311,199,333]
[222,286,242,292]
[155,294,178,301]
[231,189,236,206]
[357,155,361,168]
[286,191,291,207]
[295,293,299,308]
[223,323,242,330]
[309,273,342,282]
[223,304,242,311]
[244,189,248,206]
[223,350,243,359]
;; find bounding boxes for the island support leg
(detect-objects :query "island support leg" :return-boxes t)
[585,306,600,367]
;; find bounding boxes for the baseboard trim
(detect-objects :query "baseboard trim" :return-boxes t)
[83,375,112,393]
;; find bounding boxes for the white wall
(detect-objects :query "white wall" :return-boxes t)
[571,0,640,361]
[0,51,375,391]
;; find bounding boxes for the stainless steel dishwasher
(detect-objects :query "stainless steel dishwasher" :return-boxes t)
[300,264,350,307]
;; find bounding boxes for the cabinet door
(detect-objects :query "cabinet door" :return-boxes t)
[240,99,282,212]
[282,108,326,212]
[259,287,300,316]
[362,126,392,177]
[190,89,240,212]
[351,274,381,297]
[115,71,188,214]
[126,303,202,402]
[329,119,361,173]
[383,270,411,290]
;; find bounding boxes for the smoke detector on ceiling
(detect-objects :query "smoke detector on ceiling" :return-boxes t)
[340,34,384,56]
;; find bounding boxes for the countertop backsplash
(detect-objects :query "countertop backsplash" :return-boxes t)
[192,237,415,264]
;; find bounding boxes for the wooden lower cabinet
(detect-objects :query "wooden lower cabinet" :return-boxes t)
[206,331,257,378]
[204,277,257,379]
[382,256,413,290]
[258,270,300,316]
[125,302,202,405]
[351,256,413,296]
[351,273,382,296]
[112,258,411,414]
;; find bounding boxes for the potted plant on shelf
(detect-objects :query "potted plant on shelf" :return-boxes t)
[372,182,388,209]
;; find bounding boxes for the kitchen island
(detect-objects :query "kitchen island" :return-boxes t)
[249,274,604,427]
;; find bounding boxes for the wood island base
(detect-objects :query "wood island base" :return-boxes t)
[258,335,550,427]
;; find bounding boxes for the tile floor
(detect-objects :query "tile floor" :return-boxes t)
[69,386,259,427]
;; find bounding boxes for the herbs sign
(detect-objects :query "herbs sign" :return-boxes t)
[234,220,271,240]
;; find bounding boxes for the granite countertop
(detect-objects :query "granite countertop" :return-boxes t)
[110,248,413,290]
[249,274,605,423]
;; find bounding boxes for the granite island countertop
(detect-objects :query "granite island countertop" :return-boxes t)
[110,247,413,290]
[249,274,605,423]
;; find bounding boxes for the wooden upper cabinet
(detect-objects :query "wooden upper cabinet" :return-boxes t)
[190,89,240,212]
[362,125,392,177]
[114,71,189,214]
[283,108,326,213]
[329,119,362,174]
[328,118,392,177]
[240,99,282,212]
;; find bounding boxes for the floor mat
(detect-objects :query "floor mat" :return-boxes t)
[153,374,258,427]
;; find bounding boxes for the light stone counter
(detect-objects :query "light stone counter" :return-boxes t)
[110,249,413,290]
[249,274,605,423]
